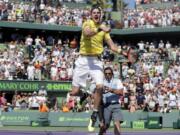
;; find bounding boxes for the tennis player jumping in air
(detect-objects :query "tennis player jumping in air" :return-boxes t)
[69,5,127,132]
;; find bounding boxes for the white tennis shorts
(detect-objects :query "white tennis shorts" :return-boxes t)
[72,55,104,88]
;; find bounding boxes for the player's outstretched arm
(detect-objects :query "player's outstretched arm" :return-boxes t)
[106,38,122,54]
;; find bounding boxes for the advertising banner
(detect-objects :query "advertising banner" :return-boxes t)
[0,80,72,91]
[0,111,178,128]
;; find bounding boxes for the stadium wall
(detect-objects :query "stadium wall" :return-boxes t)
[0,21,180,35]
[0,111,179,128]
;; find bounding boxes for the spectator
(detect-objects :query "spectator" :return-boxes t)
[59,66,68,81]
[61,99,70,113]
[25,35,33,59]
[160,103,171,113]
[143,103,150,112]
[27,62,35,80]
[38,86,47,96]
[122,91,129,110]
[3,102,13,112]
[15,64,26,80]
[35,36,42,49]
[39,102,49,112]
[129,92,137,112]
[136,92,145,109]
[168,91,177,109]
[28,91,39,110]
[0,92,7,107]
[50,63,58,80]
[153,103,160,112]
[34,61,42,80]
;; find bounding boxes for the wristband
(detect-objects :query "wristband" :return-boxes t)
[94,27,101,33]
[97,27,102,32]
[117,48,121,54]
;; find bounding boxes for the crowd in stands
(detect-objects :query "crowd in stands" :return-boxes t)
[0,30,81,81]
[64,40,180,113]
[0,0,179,28]
[0,0,180,113]
[0,37,180,113]
[0,86,57,112]
[0,0,90,26]
[123,5,179,29]
[136,0,179,5]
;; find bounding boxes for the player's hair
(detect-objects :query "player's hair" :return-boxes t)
[90,5,102,13]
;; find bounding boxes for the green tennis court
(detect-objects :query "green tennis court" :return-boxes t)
[0,126,179,135]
